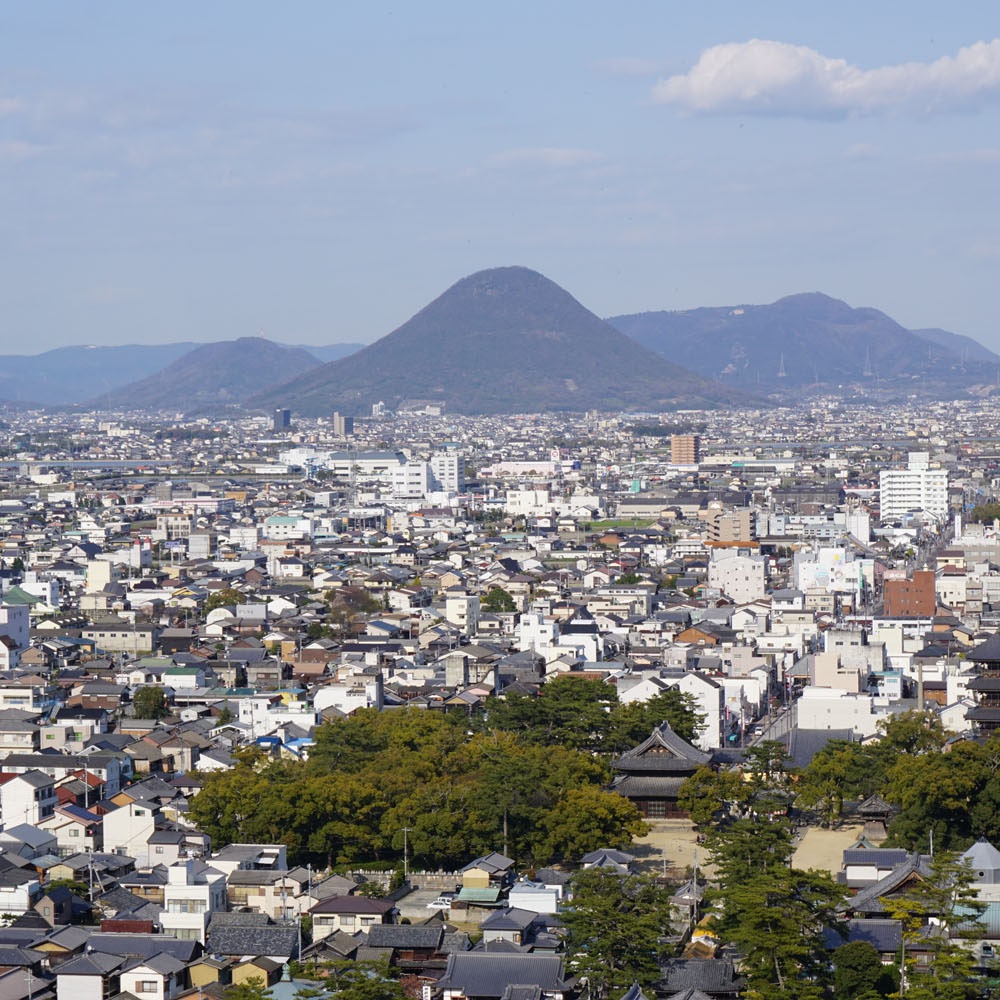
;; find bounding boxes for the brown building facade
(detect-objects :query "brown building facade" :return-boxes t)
[882,570,935,617]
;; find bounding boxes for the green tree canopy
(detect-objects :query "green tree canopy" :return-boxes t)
[705,814,846,1000]
[969,502,1000,523]
[832,940,896,999]
[562,868,674,1000]
[190,708,646,869]
[224,978,273,1000]
[291,961,403,1000]
[481,586,516,612]
[484,676,703,752]
[131,684,169,720]
[204,587,245,613]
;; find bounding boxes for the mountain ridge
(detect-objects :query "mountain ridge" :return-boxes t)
[607,292,999,393]
[251,266,760,416]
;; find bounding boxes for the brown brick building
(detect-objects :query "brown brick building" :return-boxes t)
[882,570,935,617]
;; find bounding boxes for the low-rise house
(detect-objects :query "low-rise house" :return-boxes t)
[204,920,299,963]
[461,852,515,889]
[0,823,58,860]
[479,906,537,946]
[0,865,41,915]
[309,895,396,940]
[119,952,188,1000]
[0,769,58,827]
[226,867,312,918]
[38,803,103,856]
[55,953,126,1000]
[433,952,575,1000]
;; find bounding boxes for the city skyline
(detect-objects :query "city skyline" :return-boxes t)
[3,2,1000,352]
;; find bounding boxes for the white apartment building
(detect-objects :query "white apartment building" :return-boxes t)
[0,603,29,651]
[707,551,767,604]
[392,453,466,500]
[430,452,465,492]
[0,770,57,828]
[160,860,228,943]
[879,451,948,521]
[444,594,480,637]
[392,462,430,499]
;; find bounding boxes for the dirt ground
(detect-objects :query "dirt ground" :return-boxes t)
[792,822,864,875]
[633,819,862,880]
[633,819,710,879]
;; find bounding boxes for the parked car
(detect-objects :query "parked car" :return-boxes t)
[426,896,454,909]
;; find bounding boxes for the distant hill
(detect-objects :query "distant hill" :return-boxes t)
[91,337,322,412]
[607,293,996,393]
[252,266,760,416]
[911,328,1000,366]
[300,343,366,364]
[0,343,198,406]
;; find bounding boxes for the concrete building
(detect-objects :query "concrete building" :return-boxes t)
[670,434,701,464]
[707,550,767,604]
[879,452,948,522]
[883,570,937,617]
[702,505,755,542]
[331,411,354,436]
[160,860,228,944]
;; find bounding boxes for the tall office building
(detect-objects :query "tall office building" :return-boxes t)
[273,408,291,432]
[332,411,354,437]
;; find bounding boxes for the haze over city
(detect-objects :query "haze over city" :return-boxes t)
[3,2,1000,352]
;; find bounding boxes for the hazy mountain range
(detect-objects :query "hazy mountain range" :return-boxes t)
[607,292,1000,393]
[2,269,997,413]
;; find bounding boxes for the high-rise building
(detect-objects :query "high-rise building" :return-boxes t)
[879,452,948,521]
[671,434,701,464]
[273,408,291,432]
[332,411,354,437]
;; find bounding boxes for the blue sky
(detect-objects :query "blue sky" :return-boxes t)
[3,2,1000,352]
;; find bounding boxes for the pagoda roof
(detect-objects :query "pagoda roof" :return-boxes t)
[612,723,713,770]
[968,633,1000,664]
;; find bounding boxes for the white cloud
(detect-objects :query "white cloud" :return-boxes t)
[652,38,1000,116]
[490,147,605,169]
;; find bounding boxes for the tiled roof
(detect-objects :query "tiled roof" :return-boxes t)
[436,953,571,999]
[206,924,298,958]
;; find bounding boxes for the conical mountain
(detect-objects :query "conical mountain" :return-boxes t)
[253,266,756,415]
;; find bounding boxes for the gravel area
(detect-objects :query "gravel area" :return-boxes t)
[632,818,863,881]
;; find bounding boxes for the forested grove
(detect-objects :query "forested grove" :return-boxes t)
[794,710,1000,852]
[676,727,988,999]
[189,677,702,868]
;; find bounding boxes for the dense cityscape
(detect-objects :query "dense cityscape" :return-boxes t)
[7,4,1000,999]
[0,393,993,998]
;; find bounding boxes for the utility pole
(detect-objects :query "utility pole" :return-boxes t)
[402,827,411,883]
